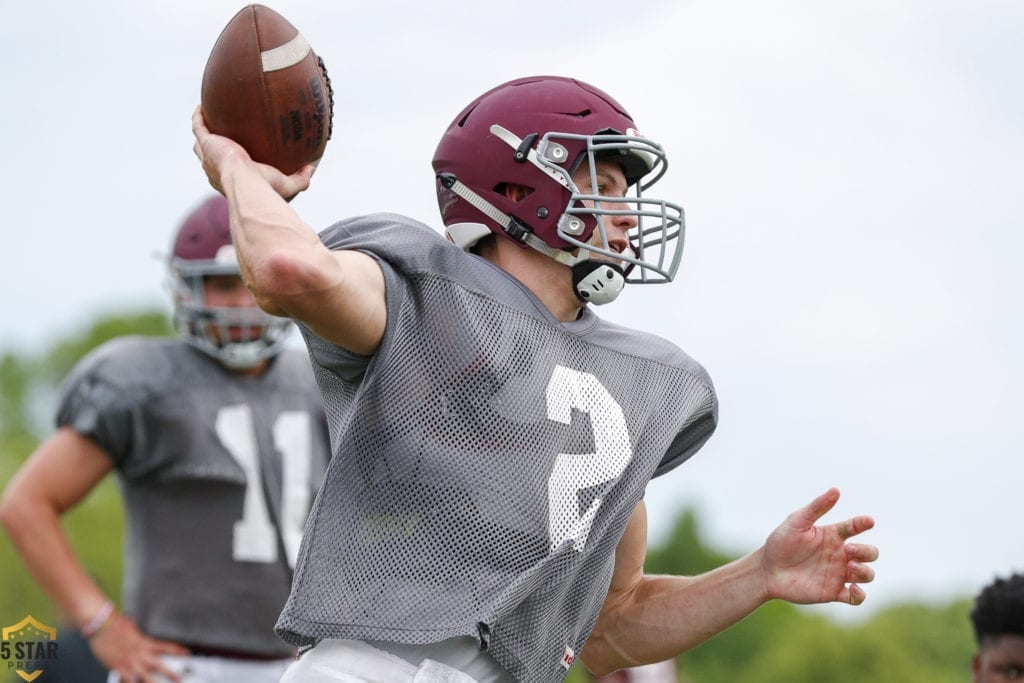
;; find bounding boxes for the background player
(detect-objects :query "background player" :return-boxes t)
[192,75,878,681]
[971,573,1024,682]
[0,195,331,683]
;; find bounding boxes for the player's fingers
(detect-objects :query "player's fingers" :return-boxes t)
[788,487,840,530]
[118,669,146,683]
[846,583,867,606]
[849,514,875,537]
[147,657,183,683]
[149,638,190,656]
[848,561,875,584]
[191,105,209,135]
[836,513,874,540]
[845,542,879,563]
[135,652,181,683]
[277,171,312,202]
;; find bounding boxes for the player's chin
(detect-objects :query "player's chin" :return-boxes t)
[588,254,631,273]
[219,328,266,344]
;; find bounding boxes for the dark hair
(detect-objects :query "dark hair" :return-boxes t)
[971,573,1024,646]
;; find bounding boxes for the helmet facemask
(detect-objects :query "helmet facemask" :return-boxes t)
[535,129,686,287]
[168,247,291,370]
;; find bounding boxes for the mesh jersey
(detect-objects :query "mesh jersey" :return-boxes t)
[277,214,718,681]
[57,337,330,656]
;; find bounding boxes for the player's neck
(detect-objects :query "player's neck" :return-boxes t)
[481,240,582,322]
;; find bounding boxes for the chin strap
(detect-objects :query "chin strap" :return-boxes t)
[440,173,626,305]
[439,164,628,305]
[572,261,625,305]
[439,173,577,264]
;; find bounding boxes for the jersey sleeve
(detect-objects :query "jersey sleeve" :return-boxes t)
[639,333,719,479]
[295,252,409,383]
[55,339,144,466]
[652,408,717,478]
[298,214,442,380]
[296,322,375,381]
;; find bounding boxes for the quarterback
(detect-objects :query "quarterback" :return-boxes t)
[192,75,879,682]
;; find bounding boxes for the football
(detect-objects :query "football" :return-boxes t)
[201,4,333,174]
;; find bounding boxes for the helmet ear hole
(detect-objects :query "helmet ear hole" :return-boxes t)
[497,183,533,202]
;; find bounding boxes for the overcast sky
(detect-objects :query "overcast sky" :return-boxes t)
[2,0,1021,621]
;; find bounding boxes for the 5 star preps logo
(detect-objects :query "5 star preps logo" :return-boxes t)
[1,616,58,682]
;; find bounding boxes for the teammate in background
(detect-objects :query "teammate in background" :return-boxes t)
[192,75,879,682]
[0,195,331,683]
[971,573,1024,682]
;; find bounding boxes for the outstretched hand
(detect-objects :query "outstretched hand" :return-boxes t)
[762,487,878,606]
[191,106,315,202]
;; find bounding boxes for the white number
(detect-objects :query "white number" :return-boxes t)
[275,411,312,566]
[216,405,313,567]
[546,365,632,552]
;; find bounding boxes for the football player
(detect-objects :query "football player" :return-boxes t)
[0,195,332,683]
[192,75,879,682]
[971,573,1024,682]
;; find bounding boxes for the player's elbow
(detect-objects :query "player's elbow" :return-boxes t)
[0,484,34,543]
[246,248,334,318]
[578,604,639,676]
[579,628,633,677]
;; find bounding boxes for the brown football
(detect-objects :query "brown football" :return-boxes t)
[201,4,333,174]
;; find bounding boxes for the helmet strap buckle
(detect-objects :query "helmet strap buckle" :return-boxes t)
[572,261,625,305]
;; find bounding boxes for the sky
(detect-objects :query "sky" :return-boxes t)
[2,0,1022,622]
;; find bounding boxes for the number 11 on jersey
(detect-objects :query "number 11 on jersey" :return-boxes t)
[216,404,314,568]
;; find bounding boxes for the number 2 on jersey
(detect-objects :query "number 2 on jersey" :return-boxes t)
[546,365,632,552]
[216,405,313,567]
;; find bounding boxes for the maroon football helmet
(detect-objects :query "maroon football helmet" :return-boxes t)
[432,76,685,304]
[168,195,291,368]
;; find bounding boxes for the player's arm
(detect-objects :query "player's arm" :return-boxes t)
[1,428,120,630]
[579,500,769,674]
[580,491,878,675]
[192,106,386,355]
[0,428,188,680]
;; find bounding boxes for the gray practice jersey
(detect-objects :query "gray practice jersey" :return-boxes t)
[277,214,718,681]
[57,338,330,656]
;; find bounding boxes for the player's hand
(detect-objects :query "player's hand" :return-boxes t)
[89,613,189,683]
[192,105,314,202]
[761,487,878,606]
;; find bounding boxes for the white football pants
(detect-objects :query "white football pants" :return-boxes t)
[105,654,292,683]
[279,638,480,683]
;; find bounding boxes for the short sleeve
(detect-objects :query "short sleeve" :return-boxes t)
[56,354,138,466]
